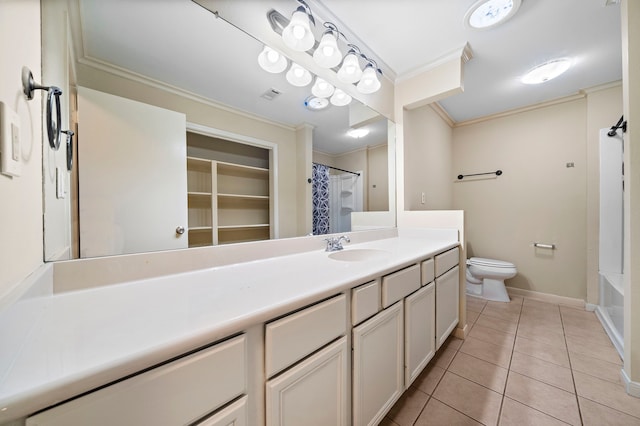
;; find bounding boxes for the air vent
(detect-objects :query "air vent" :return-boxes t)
[260,88,282,101]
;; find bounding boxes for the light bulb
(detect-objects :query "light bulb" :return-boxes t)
[337,52,362,83]
[282,8,314,52]
[285,63,313,87]
[313,31,342,68]
[257,46,287,73]
[330,88,352,106]
[311,78,335,98]
[356,64,381,94]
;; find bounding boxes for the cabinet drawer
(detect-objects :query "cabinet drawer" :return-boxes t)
[435,247,459,277]
[421,258,434,285]
[27,335,246,426]
[266,294,347,378]
[381,264,420,308]
[352,280,381,326]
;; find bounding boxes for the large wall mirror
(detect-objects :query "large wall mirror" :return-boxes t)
[42,0,396,259]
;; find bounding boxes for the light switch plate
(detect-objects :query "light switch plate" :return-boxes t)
[0,101,21,177]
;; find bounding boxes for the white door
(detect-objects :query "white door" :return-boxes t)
[266,337,348,426]
[405,283,436,387]
[352,302,404,426]
[77,87,188,257]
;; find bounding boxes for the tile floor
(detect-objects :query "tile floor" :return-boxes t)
[381,295,640,425]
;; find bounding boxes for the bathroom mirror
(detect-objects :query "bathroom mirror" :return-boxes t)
[42,0,396,259]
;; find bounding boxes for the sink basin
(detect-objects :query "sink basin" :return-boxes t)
[328,248,389,262]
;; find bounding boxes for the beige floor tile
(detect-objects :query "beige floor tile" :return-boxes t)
[414,398,482,426]
[481,306,520,323]
[467,309,480,325]
[379,417,400,426]
[522,299,561,312]
[468,323,516,348]
[510,351,574,393]
[507,294,524,305]
[412,364,446,396]
[505,371,581,425]
[433,372,502,425]
[433,346,458,369]
[448,351,508,393]
[486,300,522,314]
[569,351,623,384]
[467,296,487,313]
[475,313,518,334]
[516,323,567,348]
[579,396,640,426]
[560,305,599,321]
[573,371,640,418]
[563,323,612,345]
[442,335,464,351]
[518,314,563,331]
[565,334,622,365]
[514,336,570,367]
[459,336,513,368]
[386,386,429,426]
[499,397,569,426]
[516,319,565,336]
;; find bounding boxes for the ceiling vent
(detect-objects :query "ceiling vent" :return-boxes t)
[260,88,282,101]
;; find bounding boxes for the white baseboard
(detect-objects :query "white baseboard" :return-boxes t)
[506,287,585,308]
[585,303,597,312]
[454,323,469,339]
[621,368,640,398]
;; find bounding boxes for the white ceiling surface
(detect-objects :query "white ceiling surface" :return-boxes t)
[78,0,622,155]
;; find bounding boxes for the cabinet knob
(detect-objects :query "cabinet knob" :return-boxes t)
[176,226,185,235]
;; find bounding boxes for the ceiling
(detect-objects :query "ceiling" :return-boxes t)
[74,0,622,154]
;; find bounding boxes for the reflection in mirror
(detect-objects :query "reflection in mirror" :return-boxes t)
[43,0,394,259]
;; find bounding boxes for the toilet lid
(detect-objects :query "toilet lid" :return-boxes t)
[468,257,515,268]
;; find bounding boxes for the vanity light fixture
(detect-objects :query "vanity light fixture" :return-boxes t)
[464,0,521,30]
[521,58,571,84]
[356,61,382,94]
[337,45,363,84]
[258,46,288,73]
[286,62,313,87]
[347,128,369,138]
[313,23,343,68]
[281,0,315,52]
[330,88,352,107]
[311,77,335,98]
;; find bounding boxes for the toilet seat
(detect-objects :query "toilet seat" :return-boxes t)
[468,257,515,269]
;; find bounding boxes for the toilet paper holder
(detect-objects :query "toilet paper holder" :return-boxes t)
[534,242,556,250]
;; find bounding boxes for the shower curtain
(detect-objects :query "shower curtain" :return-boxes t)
[312,163,330,235]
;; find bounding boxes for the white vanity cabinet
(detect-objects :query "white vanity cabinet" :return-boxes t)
[26,335,247,426]
[265,294,349,426]
[435,247,461,349]
[404,283,436,386]
[353,301,404,426]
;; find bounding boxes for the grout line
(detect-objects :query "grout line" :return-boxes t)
[558,299,585,426]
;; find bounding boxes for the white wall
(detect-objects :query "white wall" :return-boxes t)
[0,0,43,300]
[403,105,453,210]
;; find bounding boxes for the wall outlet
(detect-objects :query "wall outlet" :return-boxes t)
[0,101,21,177]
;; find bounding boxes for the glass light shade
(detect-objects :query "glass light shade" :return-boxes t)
[305,96,330,110]
[330,88,352,106]
[285,63,313,87]
[347,128,369,138]
[521,59,571,84]
[337,52,362,83]
[465,0,521,29]
[313,31,342,68]
[257,46,287,73]
[282,9,315,52]
[356,65,381,94]
[311,78,335,98]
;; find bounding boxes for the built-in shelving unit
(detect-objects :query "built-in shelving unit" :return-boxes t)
[187,157,270,247]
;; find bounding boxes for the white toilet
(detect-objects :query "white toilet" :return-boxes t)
[465,257,517,302]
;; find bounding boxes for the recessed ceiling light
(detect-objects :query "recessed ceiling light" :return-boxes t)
[521,59,571,84]
[464,0,522,30]
[347,128,369,139]
[304,95,329,111]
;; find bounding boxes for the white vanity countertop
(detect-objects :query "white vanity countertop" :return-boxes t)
[0,233,458,422]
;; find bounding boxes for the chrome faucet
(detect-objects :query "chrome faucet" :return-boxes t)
[325,235,351,252]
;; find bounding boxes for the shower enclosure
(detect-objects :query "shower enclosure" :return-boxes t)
[596,126,624,357]
[312,163,363,235]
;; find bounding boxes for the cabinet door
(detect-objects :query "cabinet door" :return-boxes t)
[195,396,247,426]
[405,283,435,387]
[77,87,188,257]
[266,337,348,426]
[353,302,404,426]
[436,265,460,349]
